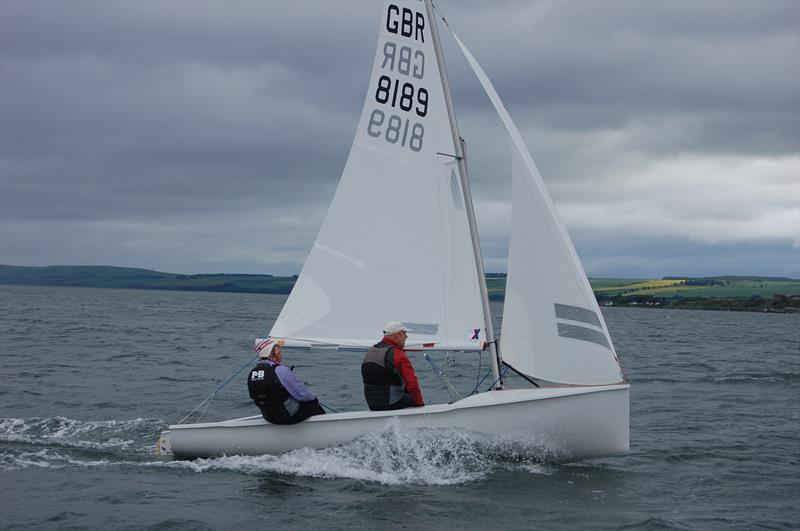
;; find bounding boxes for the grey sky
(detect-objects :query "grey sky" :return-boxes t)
[1,0,798,278]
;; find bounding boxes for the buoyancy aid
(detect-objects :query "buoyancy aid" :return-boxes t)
[361,342,406,409]
[247,361,300,422]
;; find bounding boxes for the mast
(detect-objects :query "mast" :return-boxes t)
[424,0,503,388]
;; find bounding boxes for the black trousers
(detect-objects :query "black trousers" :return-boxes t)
[263,399,326,425]
[369,392,420,411]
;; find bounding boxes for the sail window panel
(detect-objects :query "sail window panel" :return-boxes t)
[449,169,465,210]
[554,303,603,329]
[556,323,611,350]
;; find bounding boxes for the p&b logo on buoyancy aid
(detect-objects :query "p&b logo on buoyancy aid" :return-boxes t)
[250,369,265,381]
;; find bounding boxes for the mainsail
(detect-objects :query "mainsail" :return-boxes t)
[450,32,625,385]
[269,1,485,351]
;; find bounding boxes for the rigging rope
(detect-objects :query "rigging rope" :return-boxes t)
[424,352,462,402]
[320,402,338,413]
[469,365,511,396]
[175,354,341,422]
[475,349,482,394]
[503,361,541,388]
[484,366,511,393]
[431,0,452,30]
[176,353,259,425]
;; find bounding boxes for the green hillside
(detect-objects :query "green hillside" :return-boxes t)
[0,265,296,294]
[2,266,798,312]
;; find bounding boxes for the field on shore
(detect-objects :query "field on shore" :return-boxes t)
[487,275,799,300]
[591,277,800,299]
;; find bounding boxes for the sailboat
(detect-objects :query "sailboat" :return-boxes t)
[156,0,629,461]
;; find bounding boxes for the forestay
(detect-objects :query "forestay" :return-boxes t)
[450,32,625,385]
[269,1,485,352]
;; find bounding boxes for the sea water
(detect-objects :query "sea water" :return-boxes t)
[0,285,797,530]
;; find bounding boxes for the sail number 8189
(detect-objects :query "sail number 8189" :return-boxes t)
[367,109,424,152]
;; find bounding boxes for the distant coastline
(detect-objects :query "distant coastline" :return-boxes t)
[1,265,798,313]
[0,265,297,295]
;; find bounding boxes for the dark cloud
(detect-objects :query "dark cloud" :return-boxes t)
[1,0,797,276]
[574,236,800,279]
[443,1,799,152]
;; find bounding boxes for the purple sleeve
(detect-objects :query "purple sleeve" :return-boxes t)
[275,366,317,401]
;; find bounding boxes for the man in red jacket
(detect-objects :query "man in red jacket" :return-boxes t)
[361,321,425,410]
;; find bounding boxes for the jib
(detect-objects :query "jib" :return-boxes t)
[386,4,425,43]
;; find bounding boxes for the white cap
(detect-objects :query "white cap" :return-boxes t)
[255,337,285,358]
[383,321,410,335]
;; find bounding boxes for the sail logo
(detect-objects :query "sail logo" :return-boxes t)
[471,329,480,340]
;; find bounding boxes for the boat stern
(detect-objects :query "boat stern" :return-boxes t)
[155,430,174,460]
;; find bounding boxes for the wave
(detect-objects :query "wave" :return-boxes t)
[0,448,117,470]
[636,371,800,385]
[617,516,696,530]
[711,372,800,384]
[0,416,163,453]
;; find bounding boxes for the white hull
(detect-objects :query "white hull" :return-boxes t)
[157,384,629,461]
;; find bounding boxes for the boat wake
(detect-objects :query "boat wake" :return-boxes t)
[2,416,554,484]
[0,416,163,470]
[167,419,555,485]
[0,416,163,450]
